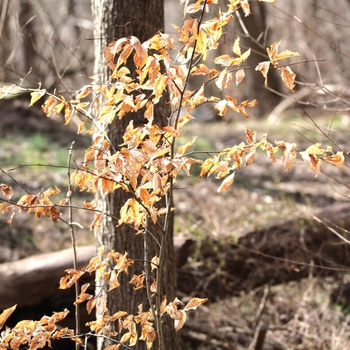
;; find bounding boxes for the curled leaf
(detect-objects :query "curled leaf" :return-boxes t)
[217,172,235,193]
[255,61,270,86]
[235,69,245,86]
[279,66,296,91]
[29,89,46,106]
[300,152,321,176]
[184,297,208,311]
[0,184,13,200]
[323,151,344,167]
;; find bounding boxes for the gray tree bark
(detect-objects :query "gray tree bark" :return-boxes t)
[91,1,180,349]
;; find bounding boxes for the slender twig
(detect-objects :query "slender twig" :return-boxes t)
[253,284,270,328]
[312,214,350,245]
[155,232,166,350]
[0,166,31,194]
[0,0,9,42]
[66,141,81,350]
[143,220,160,349]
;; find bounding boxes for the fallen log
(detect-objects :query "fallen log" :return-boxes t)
[0,238,189,310]
[1,203,350,311]
[0,245,96,310]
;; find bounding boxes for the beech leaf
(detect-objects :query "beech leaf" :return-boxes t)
[323,152,344,167]
[235,69,245,86]
[184,297,208,311]
[29,89,46,106]
[280,66,296,91]
[0,304,17,330]
[217,172,235,193]
[0,184,13,200]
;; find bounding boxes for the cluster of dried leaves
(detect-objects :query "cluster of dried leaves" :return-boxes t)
[0,306,73,350]
[58,247,207,349]
[0,0,345,349]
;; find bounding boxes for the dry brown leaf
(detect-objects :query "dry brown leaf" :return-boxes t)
[0,304,17,330]
[323,151,344,167]
[217,172,235,193]
[0,184,13,200]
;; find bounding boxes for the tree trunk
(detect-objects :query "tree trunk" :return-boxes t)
[91,1,180,349]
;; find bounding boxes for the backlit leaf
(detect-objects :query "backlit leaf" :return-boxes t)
[174,310,186,331]
[240,48,251,62]
[232,36,241,57]
[300,152,321,176]
[104,38,129,70]
[191,63,211,76]
[111,311,128,321]
[235,69,245,86]
[74,283,92,305]
[245,151,256,166]
[101,178,116,194]
[196,30,207,57]
[267,41,280,63]
[216,68,232,90]
[120,332,131,344]
[176,136,197,156]
[323,151,344,167]
[76,87,92,100]
[217,172,235,193]
[255,61,270,86]
[0,304,16,330]
[117,44,133,69]
[304,143,324,155]
[275,49,300,62]
[215,99,227,116]
[130,274,145,290]
[64,103,74,125]
[214,54,233,66]
[109,270,120,291]
[0,85,16,99]
[77,121,85,134]
[59,269,85,289]
[186,0,203,14]
[151,256,159,270]
[241,1,251,16]
[42,95,57,116]
[130,36,148,68]
[29,89,46,106]
[275,141,297,171]
[144,101,154,121]
[245,128,256,145]
[150,280,157,293]
[184,297,208,311]
[90,212,103,230]
[54,102,65,115]
[199,157,215,177]
[280,66,296,91]
[0,184,13,200]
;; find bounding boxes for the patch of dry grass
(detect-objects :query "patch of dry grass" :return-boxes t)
[183,277,350,349]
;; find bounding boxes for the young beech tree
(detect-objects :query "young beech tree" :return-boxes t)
[90,1,180,349]
[0,1,345,350]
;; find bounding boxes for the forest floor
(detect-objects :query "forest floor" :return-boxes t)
[1,98,350,349]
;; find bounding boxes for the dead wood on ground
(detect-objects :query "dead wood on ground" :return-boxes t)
[1,203,349,310]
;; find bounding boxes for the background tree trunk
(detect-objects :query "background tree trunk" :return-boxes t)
[91,1,180,349]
